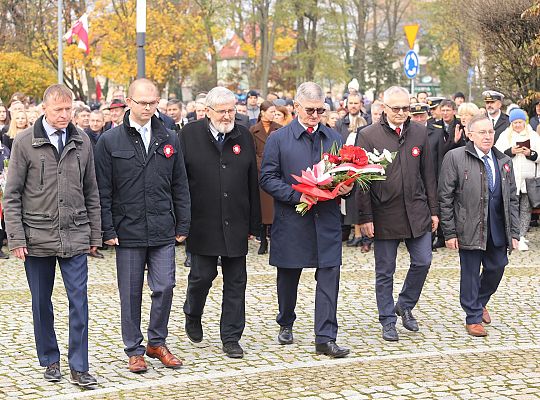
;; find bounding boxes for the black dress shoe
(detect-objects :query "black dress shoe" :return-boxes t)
[70,370,97,387]
[382,323,399,341]
[277,326,293,345]
[394,304,419,331]
[184,254,192,268]
[346,237,363,247]
[44,362,62,382]
[315,341,350,358]
[222,341,244,358]
[185,315,203,343]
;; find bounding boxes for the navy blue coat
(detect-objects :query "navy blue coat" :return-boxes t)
[260,118,344,269]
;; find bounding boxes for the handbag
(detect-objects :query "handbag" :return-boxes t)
[525,164,540,208]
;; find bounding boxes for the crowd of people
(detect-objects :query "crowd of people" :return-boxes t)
[0,78,538,387]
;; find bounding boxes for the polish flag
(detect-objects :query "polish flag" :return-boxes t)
[63,13,89,54]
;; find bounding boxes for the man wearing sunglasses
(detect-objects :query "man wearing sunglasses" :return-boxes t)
[261,81,353,358]
[356,86,438,342]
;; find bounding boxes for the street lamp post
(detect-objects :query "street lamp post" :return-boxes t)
[136,0,146,79]
[58,0,63,84]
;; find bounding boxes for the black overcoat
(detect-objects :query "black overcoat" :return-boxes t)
[179,118,261,257]
[356,114,438,240]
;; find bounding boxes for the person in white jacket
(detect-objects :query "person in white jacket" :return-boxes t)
[495,108,540,250]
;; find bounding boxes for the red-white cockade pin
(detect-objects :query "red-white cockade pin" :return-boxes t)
[504,164,510,172]
[163,144,174,158]
[233,144,241,155]
[411,146,421,157]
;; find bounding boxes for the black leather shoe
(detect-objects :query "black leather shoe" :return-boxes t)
[89,250,104,259]
[185,315,203,343]
[315,341,350,358]
[277,326,293,345]
[69,370,97,387]
[346,237,362,247]
[382,323,399,341]
[44,362,61,382]
[257,238,268,255]
[395,304,419,332]
[184,254,192,268]
[222,342,244,358]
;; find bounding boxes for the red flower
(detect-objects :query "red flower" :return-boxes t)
[339,145,368,166]
[163,144,174,158]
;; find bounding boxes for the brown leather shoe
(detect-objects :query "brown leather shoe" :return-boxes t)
[482,307,491,325]
[146,345,183,369]
[466,323,488,337]
[128,355,148,373]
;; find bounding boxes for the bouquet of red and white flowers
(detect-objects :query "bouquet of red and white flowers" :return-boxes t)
[291,143,393,215]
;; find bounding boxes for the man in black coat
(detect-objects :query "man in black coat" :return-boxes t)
[357,86,439,342]
[483,90,510,142]
[180,86,261,359]
[94,79,191,373]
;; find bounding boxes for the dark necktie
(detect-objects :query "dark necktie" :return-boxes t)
[55,130,64,155]
[395,127,401,136]
[217,132,224,143]
[492,119,496,127]
[483,155,494,192]
[307,126,314,134]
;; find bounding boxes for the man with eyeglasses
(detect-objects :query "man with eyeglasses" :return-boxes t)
[438,114,519,337]
[260,81,353,358]
[94,78,191,373]
[357,86,438,342]
[180,86,261,359]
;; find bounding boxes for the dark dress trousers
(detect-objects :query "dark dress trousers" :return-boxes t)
[95,112,191,356]
[260,119,345,343]
[356,115,438,326]
[179,117,261,344]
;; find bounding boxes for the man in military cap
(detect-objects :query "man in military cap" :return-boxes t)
[427,97,445,122]
[483,90,509,142]
[410,103,430,126]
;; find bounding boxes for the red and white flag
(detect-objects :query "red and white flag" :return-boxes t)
[63,13,89,54]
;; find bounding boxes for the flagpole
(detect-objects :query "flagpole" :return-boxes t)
[58,0,63,84]
[136,0,146,79]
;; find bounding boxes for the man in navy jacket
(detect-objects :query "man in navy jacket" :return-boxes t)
[95,79,190,373]
[260,82,352,358]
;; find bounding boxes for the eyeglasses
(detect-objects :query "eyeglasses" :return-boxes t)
[296,103,326,115]
[208,106,236,116]
[129,98,159,109]
[470,130,495,136]
[384,104,410,113]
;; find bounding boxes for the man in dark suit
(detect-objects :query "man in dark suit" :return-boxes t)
[483,90,510,142]
[438,114,519,337]
[260,82,353,358]
[357,86,439,342]
[180,86,261,359]
[95,78,191,373]
[166,99,188,132]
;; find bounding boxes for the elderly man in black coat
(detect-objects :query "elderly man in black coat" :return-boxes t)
[95,79,191,373]
[180,86,261,359]
[357,86,439,342]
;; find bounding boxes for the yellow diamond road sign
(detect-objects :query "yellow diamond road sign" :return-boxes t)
[404,24,419,49]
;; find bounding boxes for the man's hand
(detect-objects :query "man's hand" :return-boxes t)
[176,235,187,243]
[512,238,519,250]
[12,247,28,262]
[337,183,354,196]
[359,222,374,238]
[104,238,119,246]
[300,193,318,205]
[89,246,98,253]
[445,238,458,250]
[431,215,439,232]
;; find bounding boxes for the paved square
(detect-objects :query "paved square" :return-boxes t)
[0,228,539,399]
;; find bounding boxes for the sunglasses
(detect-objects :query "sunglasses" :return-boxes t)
[297,103,326,115]
[384,104,410,113]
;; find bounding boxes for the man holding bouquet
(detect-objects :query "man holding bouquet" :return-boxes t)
[357,86,439,342]
[260,81,353,358]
